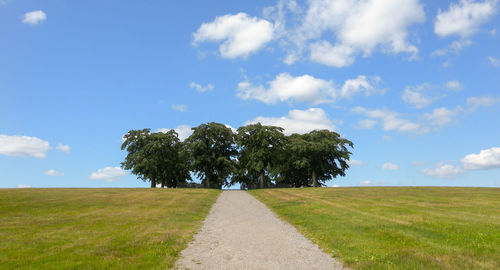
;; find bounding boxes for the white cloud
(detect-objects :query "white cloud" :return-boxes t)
[89,167,127,182]
[157,125,193,141]
[192,13,274,58]
[432,39,472,56]
[402,87,433,109]
[489,56,500,67]
[402,81,463,109]
[56,143,70,153]
[461,147,500,170]
[238,73,334,104]
[272,0,425,66]
[445,80,463,91]
[17,184,31,188]
[360,180,387,186]
[422,163,465,178]
[382,162,399,170]
[174,125,194,141]
[202,0,427,65]
[189,82,214,93]
[358,119,377,129]
[246,108,336,135]
[435,0,498,38]
[309,41,355,67]
[22,10,46,25]
[340,75,382,99]
[171,104,188,112]
[336,0,425,55]
[354,105,463,134]
[352,107,421,133]
[0,135,50,158]
[238,73,380,105]
[424,107,462,126]
[44,169,64,176]
[467,96,500,108]
[348,159,364,166]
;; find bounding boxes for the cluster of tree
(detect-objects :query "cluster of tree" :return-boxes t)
[121,122,353,189]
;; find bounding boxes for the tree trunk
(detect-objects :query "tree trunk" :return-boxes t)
[151,178,156,188]
[259,172,264,189]
[205,177,210,188]
[161,181,165,188]
[312,170,317,187]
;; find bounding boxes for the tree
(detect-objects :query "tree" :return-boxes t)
[121,129,154,187]
[304,130,353,186]
[184,122,236,189]
[277,130,353,187]
[231,166,261,190]
[121,129,190,188]
[275,134,310,187]
[170,142,192,187]
[235,123,286,189]
[150,131,191,188]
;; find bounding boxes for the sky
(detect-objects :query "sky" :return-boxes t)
[1,0,500,188]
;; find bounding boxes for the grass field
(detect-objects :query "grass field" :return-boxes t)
[0,188,220,269]
[250,187,500,270]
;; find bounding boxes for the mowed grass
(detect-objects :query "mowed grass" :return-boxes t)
[250,187,500,270]
[0,188,220,269]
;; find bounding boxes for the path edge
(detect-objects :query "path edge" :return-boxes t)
[173,190,223,269]
[247,189,349,269]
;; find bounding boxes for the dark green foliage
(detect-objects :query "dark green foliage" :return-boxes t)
[184,122,237,189]
[121,124,353,189]
[276,130,353,187]
[121,129,153,186]
[303,130,353,186]
[275,134,310,187]
[121,129,190,188]
[234,123,286,189]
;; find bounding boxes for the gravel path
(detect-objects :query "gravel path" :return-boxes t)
[175,190,346,270]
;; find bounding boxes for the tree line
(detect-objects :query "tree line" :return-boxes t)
[121,122,353,189]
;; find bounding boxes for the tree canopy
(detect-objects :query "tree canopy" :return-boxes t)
[277,130,353,187]
[235,123,286,189]
[304,130,353,186]
[275,133,310,187]
[184,122,236,189]
[121,129,190,188]
[121,123,353,189]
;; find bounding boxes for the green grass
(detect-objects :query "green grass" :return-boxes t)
[250,187,500,270]
[0,188,220,269]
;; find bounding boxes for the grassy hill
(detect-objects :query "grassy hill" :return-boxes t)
[250,187,500,270]
[2,187,498,269]
[0,188,220,269]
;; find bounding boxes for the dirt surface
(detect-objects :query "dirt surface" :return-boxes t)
[175,190,346,270]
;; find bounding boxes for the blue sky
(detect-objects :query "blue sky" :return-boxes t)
[1,0,499,188]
